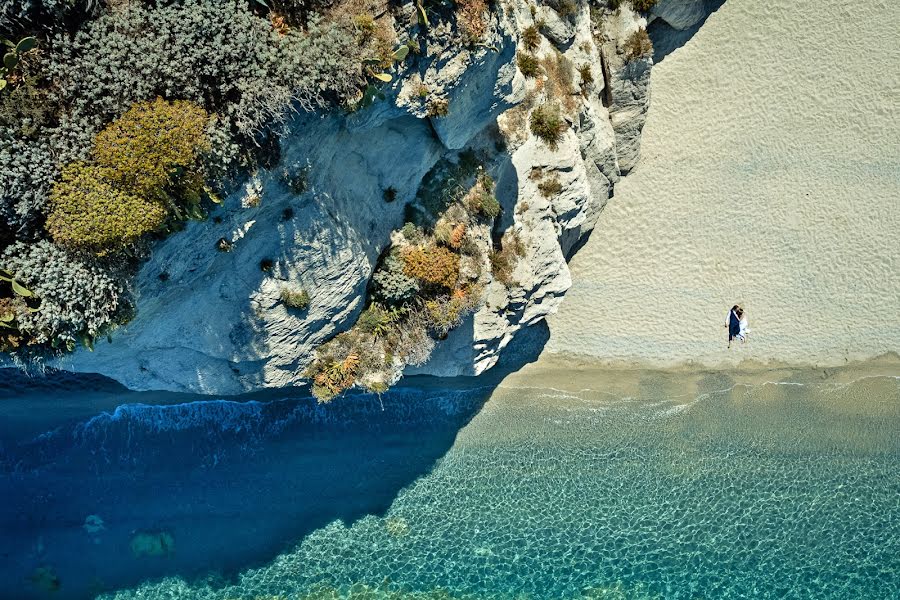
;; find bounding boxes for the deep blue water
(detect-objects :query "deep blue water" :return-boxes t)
[0,369,491,599]
[1,368,898,599]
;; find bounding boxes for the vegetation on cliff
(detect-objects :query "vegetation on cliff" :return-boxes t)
[306,154,497,401]
[0,0,494,358]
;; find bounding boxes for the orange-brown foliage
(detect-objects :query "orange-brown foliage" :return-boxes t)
[401,245,460,289]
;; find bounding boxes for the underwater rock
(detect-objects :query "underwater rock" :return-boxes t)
[28,566,61,593]
[83,514,105,535]
[385,516,411,538]
[129,531,175,558]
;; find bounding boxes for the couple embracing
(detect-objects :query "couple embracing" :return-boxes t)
[726,305,749,348]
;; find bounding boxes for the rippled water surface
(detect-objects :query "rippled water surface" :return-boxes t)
[1,368,898,599]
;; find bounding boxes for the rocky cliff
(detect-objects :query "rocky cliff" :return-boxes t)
[51,0,711,394]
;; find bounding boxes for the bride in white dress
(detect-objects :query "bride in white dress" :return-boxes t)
[737,308,750,342]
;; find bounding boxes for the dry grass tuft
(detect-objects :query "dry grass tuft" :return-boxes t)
[623,28,653,61]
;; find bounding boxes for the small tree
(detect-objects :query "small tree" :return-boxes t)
[47,163,167,255]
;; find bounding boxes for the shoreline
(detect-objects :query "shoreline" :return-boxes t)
[499,351,900,395]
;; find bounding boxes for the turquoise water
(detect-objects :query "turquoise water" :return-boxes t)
[2,369,899,599]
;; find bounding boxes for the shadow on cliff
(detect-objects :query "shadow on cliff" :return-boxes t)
[648,0,727,63]
[0,323,547,600]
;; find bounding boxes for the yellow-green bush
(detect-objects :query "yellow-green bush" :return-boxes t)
[530,103,565,149]
[46,163,167,255]
[280,286,310,310]
[93,97,210,200]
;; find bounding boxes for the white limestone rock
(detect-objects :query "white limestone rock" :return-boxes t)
[46,0,656,393]
[650,0,708,30]
[538,6,576,47]
[601,6,653,174]
[57,114,444,393]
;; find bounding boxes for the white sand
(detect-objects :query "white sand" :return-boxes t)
[542,0,900,369]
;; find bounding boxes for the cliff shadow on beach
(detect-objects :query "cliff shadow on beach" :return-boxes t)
[648,0,728,63]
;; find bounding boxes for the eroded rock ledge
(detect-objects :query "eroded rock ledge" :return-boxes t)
[54,1,709,394]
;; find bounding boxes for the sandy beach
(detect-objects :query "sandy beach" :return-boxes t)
[542,0,900,369]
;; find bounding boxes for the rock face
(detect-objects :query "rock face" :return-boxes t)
[649,0,709,30]
[56,0,655,393]
[600,7,653,174]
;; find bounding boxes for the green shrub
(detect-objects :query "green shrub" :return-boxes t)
[490,230,526,287]
[0,296,27,353]
[548,0,577,17]
[530,103,565,149]
[541,51,576,108]
[423,287,481,338]
[0,54,59,235]
[47,163,168,255]
[434,218,455,246]
[578,63,594,87]
[93,98,210,201]
[414,152,482,221]
[305,342,361,402]
[305,326,386,402]
[522,25,541,52]
[463,173,500,219]
[1,240,127,349]
[280,286,310,310]
[401,222,425,245]
[372,253,420,305]
[47,0,366,169]
[393,308,435,366]
[357,304,396,338]
[630,0,658,12]
[0,128,57,234]
[516,53,542,78]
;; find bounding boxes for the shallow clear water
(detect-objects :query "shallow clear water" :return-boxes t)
[1,368,898,599]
